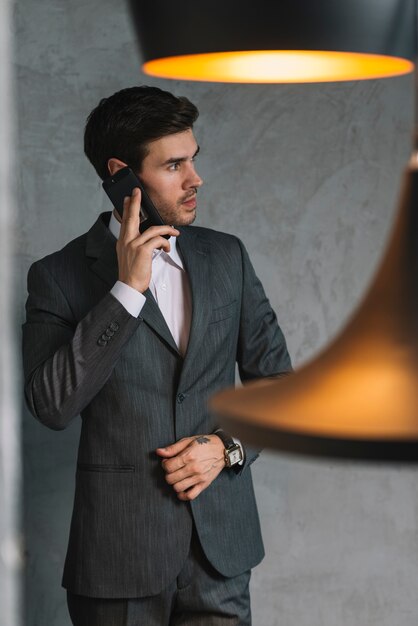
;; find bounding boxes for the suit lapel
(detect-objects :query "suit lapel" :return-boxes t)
[86,212,119,288]
[140,289,180,355]
[177,227,211,376]
[86,212,180,355]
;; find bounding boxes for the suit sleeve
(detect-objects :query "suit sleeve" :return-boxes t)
[22,259,142,430]
[235,237,293,468]
[236,238,292,381]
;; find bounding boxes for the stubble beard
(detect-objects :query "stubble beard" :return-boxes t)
[154,189,198,227]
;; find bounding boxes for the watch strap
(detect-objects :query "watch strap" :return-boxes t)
[215,429,236,450]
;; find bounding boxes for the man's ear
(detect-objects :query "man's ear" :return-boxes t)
[107,157,128,176]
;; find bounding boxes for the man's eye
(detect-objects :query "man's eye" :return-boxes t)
[169,162,180,171]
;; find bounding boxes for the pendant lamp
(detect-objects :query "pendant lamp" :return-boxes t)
[129,0,418,461]
[212,154,418,461]
[128,0,414,82]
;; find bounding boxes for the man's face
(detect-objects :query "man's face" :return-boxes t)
[139,128,203,227]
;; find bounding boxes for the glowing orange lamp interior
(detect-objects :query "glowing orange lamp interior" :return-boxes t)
[143,50,413,83]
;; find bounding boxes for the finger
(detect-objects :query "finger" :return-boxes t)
[161,447,212,474]
[164,464,195,483]
[178,484,204,501]
[163,447,220,474]
[162,457,185,474]
[141,235,172,255]
[138,225,180,244]
[162,450,201,473]
[170,475,200,493]
[120,235,173,261]
[156,437,193,458]
[166,455,220,479]
[124,229,180,258]
[119,187,141,242]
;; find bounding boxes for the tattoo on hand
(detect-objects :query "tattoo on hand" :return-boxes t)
[195,436,210,445]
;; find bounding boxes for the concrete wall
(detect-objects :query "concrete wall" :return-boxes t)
[14,0,417,624]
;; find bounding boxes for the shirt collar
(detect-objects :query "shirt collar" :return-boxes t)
[108,211,184,270]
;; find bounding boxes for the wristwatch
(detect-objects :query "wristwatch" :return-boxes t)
[215,430,243,468]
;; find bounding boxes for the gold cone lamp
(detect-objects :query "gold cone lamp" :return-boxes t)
[212,156,418,460]
[129,0,418,460]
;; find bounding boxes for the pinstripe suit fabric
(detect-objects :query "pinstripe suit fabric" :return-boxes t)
[22,212,292,600]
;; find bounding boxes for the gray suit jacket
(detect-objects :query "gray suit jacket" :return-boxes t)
[22,212,292,599]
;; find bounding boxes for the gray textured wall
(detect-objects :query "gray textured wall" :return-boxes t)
[14,0,418,625]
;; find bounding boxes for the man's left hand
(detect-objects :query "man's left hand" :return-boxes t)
[156,435,225,501]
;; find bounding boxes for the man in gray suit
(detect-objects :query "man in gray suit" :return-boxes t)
[23,86,292,625]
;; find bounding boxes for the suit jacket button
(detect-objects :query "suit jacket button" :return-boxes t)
[109,321,119,332]
[177,393,185,403]
[97,338,107,347]
[105,328,115,337]
[101,333,109,341]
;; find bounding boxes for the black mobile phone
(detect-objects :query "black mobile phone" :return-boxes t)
[102,166,169,237]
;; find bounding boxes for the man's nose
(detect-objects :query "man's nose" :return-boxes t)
[193,172,203,188]
[185,164,203,189]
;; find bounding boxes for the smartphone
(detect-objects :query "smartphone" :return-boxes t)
[102,166,169,237]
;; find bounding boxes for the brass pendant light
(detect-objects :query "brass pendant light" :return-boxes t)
[129,0,418,460]
[211,155,418,461]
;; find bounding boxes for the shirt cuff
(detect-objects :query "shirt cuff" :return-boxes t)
[110,281,146,318]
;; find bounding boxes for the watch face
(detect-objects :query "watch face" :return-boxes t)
[227,445,243,466]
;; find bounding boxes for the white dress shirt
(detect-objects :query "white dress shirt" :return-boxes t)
[109,212,191,356]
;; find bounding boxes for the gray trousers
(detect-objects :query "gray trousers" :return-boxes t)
[66,529,251,626]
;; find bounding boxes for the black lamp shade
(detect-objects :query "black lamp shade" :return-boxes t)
[129,0,415,82]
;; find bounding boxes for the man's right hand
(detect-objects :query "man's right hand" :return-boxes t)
[116,187,180,293]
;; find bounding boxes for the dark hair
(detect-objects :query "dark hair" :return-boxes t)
[84,85,199,180]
